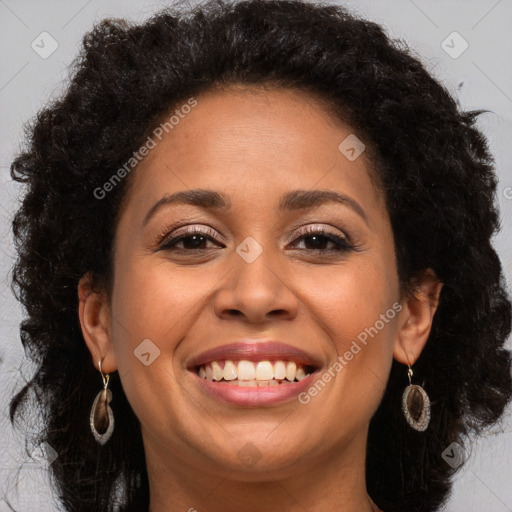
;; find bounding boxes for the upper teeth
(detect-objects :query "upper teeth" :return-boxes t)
[198,360,310,382]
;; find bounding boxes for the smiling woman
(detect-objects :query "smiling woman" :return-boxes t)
[6,1,512,512]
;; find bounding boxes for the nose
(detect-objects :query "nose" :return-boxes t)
[212,248,299,324]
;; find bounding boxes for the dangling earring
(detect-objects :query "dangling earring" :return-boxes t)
[402,364,430,431]
[90,359,114,445]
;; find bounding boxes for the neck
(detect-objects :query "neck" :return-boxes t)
[144,427,380,512]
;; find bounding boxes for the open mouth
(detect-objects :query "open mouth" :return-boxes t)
[194,359,318,386]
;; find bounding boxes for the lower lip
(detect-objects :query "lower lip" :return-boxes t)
[190,371,319,406]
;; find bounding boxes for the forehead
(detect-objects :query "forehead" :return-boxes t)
[120,85,385,220]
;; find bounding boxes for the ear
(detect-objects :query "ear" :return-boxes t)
[78,272,117,373]
[393,268,444,366]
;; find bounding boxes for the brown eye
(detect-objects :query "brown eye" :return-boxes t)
[290,228,355,253]
[166,234,212,250]
[158,226,224,252]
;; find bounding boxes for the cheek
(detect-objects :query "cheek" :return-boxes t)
[112,258,214,335]
[108,259,208,427]
[109,256,230,372]
[107,260,180,379]
[300,253,398,385]
[305,256,397,337]
[287,257,398,441]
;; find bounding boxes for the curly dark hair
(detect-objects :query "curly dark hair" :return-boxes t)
[5,0,512,511]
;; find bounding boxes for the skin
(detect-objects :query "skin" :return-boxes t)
[78,85,443,512]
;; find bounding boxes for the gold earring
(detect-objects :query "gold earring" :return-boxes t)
[402,364,430,431]
[90,359,114,445]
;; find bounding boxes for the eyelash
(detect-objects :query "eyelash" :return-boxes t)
[156,224,357,254]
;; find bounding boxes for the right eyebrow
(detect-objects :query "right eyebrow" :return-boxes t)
[143,189,231,227]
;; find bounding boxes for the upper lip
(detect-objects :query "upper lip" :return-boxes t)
[187,341,323,370]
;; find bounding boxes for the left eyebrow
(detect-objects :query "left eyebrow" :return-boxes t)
[279,189,368,225]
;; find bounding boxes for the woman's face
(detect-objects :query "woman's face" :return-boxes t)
[83,85,416,480]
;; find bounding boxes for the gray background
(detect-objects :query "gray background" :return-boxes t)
[1,0,511,510]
